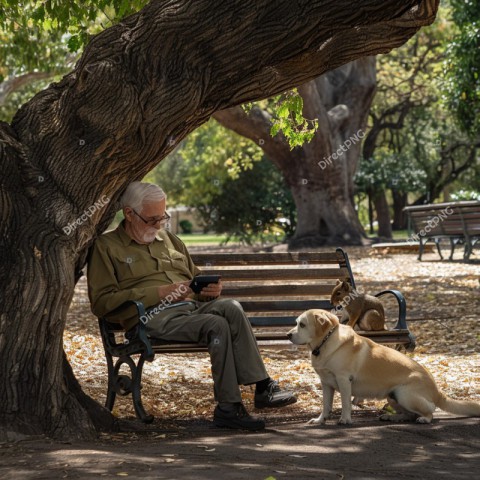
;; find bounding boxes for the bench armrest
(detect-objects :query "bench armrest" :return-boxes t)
[102,300,197,361]
[374,289,407,330]
[374,289,416,351]
[100,300,155,361]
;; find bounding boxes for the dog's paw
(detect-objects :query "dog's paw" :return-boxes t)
[352,397,365,407]
[380,413,417,423]
[337,417,352,425]
[416,416,432,424]
[307,416,326,426]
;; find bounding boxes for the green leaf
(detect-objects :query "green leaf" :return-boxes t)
[31,5,45,22]
[270,124,280,137]
[278,102,291,118]
[67,34,82,52]
[291,95,303,115]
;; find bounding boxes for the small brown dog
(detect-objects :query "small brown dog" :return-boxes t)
[330,279,385,331]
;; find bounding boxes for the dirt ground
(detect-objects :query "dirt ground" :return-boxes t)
[1,245,479,479]
[1,413,479,479]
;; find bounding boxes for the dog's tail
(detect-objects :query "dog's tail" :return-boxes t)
[437,394,480,417]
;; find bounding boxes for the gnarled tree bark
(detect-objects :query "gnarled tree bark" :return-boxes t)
[0,0,439,440]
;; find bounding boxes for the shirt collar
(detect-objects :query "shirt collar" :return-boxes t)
[116,221,165,247]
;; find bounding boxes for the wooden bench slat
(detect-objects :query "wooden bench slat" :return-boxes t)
[199,267,349,280]
[221,284,336,297]
[143,328,414,353]
[248,314,329,326]
[240,300,332,312]
[191,251,345,266]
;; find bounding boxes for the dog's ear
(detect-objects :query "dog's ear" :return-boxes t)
[313,311,327,324]
[324,311,340,326]
[313,311,329,337]
[336,279,342,285]
[341,279,352,291]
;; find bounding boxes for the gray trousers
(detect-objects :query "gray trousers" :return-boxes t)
[144,298,268,403]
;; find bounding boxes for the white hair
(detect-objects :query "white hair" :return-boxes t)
[120,182,167,212]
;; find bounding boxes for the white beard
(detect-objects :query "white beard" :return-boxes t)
[142,228,159,243]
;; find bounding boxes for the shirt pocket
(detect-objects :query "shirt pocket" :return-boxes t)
[163,249,192,276]
[113,254,153,283]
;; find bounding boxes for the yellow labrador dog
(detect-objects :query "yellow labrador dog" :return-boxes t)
[288,309,480,425]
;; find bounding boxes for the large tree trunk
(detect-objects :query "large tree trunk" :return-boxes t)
[215,57,377,248]
[0,0,439,440]
[392,189,408,230]
[373,190,393,238]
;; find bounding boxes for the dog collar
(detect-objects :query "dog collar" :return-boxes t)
[311,325,338,356]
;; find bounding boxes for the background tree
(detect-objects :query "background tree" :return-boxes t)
[443,0,480,137]
[0,0,440,440]
[214,57,375,248]
[204,157,296,244]
[355,151,427,235]
[358,2,480,235]
[405,110,480,206]
[360,22,444,236]
[147,119,295,243]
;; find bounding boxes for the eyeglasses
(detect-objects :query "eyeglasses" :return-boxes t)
[132,209,171,226]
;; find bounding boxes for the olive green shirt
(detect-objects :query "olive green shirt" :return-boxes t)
[87,222,200,330]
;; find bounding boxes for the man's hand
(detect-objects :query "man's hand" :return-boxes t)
[157,282,193,303]
[199,279,222,300]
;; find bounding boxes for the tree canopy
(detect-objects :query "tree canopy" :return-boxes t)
[443,0,480,137]
[0,1,148,72]
[354,2,480,234]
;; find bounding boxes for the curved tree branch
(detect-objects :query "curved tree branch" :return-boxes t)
[213,106,293,170]
[0,72,55,106]
[7,0,439,229]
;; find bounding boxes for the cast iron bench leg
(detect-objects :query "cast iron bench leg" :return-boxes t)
[449,238,455,260]
[463,236,472,261]
[104,350,117,412]
[418,239,425,260]
[469,238,479,260]
[109,355,154,423]
[435,238,444,260]
[131,354,154,423]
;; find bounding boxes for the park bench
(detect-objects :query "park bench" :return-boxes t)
[404,200,480,261]
[97,248,415,423]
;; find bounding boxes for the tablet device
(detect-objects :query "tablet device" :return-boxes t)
[189,275,221,294]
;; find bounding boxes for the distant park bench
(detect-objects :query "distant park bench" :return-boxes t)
[97,248,415,423]
[404,201,480,261]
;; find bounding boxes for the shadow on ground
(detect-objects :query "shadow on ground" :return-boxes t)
[1,412,479,480]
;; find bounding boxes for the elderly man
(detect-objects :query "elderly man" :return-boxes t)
[88,181,296,430]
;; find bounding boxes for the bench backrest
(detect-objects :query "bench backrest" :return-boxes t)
[404,201,480,237]
[190,248,353,327]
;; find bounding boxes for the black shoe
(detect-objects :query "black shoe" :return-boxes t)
[213,402,265,431]
[254,380,297,409]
